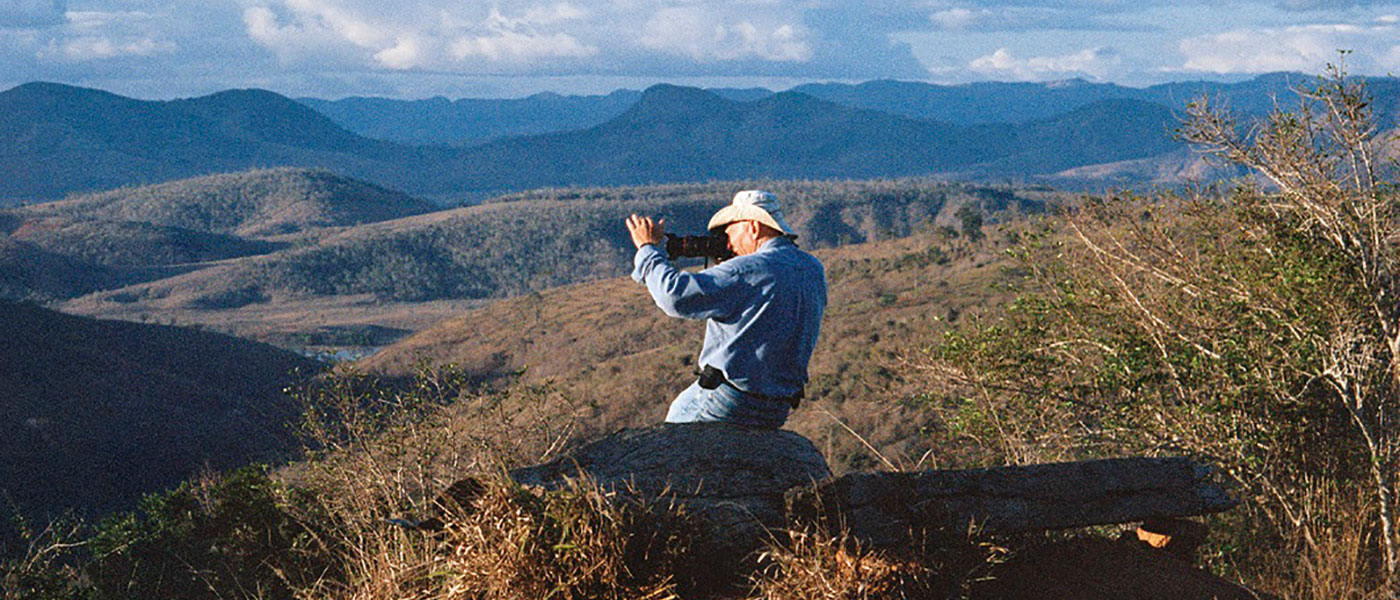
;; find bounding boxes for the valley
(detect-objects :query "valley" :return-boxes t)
[3,71,1395,597]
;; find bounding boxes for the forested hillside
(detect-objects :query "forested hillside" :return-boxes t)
[299,89,643,146]
[0,83,413,202]
[442,86,1181,193]
[0,168,437,302]
[57,180,1050,336]
[0,300,318,516]
[18,167,436,238]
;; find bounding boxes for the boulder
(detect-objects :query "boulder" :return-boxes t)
[508,423,832,561]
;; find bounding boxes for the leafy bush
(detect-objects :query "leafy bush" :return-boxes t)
[86,466,336,600]
[1,513,86,600]
[922,64,1398,596]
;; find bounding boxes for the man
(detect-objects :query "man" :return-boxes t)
[625,190,826,429]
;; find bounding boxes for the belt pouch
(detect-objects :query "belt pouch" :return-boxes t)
[697,365,725,390]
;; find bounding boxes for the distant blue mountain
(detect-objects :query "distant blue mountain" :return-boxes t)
[438,85,1180,193]
[0,79,1265,203]
[297,73,1400,147]
[298,89,643,147]
[0,82,415,202]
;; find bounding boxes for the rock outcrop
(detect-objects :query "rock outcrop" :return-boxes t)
[430,423,1241,580]
[508,423,831,561]
[789,456,1237,548]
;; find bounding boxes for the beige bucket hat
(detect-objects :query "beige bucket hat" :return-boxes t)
[707,190,797,236]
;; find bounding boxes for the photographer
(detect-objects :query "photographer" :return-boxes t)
[625,190,826,429]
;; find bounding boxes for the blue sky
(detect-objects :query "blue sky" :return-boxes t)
[2,0,1398,99]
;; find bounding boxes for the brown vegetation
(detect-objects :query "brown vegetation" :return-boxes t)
[56,178,1043,356]
[355,227,1015,474]
[922,65,1398,598]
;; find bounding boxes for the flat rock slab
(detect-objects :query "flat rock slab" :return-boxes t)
[509,423,832,559]
[790,456,1237,548]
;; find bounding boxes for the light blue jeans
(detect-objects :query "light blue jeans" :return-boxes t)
[665,381,790,429]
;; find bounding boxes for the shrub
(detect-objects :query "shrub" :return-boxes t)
[1,512,86,600]
[922,63,1398,596]
[86,466,336,600]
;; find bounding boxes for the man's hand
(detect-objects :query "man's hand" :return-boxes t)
[626,214,666,249]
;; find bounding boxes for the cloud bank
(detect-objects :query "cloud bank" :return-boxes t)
[2,0,1399,98]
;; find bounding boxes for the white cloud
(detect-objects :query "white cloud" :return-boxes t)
[244,1,419,68]
[930,8,982,29]
[1178,22,1400,74]
[374,36,425,69]
[65,10,160,34]
[49,36,175,60]
[923,3,1151,33]
[244,1,600,69]
[639,6,811,62]
[969,46,1121,80]
[448,5,596,62]
[450,30,596,61]
[29,9,177,63]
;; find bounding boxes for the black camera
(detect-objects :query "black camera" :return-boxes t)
[664,232,734,261]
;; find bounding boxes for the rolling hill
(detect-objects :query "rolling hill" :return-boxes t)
[0,168,438,301]
[0,237,119,300]
[354,228,1017,474]
[55,180,1050,318]
[0,300,319,516]
[16,167,437,238]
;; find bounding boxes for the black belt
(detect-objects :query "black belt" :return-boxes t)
[696,365,802,409]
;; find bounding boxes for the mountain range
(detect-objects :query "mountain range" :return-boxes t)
[1,78,1260,204]
[304,73,1400,146]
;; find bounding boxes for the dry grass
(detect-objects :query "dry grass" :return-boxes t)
[276,362,1016,600]
[280,366,709,600]
[432,477,699,600]
[1234,482,1392,600]
[352,230,1016,474]
[750,529,946,600]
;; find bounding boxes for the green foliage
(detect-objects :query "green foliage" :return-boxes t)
[926,65,1400,594]
[954,203,984,243]
[1,512,87,600]
[86,466,337,600]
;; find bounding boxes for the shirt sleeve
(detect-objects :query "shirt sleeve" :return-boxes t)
[631,244,748,321]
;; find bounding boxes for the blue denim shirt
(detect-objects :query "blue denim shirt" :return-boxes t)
[632,237,826,398]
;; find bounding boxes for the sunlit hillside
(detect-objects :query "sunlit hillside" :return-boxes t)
[57,179,1053,354]
[359,228,1016,473]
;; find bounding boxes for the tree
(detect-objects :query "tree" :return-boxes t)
[1181,62,1398,588]
[923,63,1398,595]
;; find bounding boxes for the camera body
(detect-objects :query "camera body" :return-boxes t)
[664,232,734,261]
